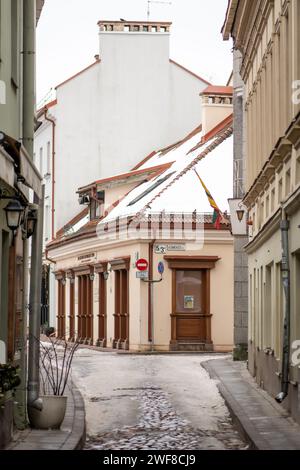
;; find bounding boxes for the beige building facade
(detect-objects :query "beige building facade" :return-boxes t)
[47,102,235,353]
[223,0,300,423]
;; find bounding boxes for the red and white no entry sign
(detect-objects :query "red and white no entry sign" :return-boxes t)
[136,259,149,271]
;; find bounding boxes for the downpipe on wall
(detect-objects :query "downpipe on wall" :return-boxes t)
[27,186,45,412]
[275,209,291,404]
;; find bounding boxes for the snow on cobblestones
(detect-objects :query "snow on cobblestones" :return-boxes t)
[72,352,246,450]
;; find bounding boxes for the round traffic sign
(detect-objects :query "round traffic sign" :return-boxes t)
[136,258,149,271]
[158,261,164,275]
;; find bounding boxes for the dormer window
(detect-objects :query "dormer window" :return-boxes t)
[90,190,105,220]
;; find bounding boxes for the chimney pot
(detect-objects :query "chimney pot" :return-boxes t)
[200,86,233,137]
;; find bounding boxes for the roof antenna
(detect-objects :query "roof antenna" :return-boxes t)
[147,0,172,21]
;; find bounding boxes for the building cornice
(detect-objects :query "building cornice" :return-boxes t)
[243,111,300,208]
[244,208,281,254]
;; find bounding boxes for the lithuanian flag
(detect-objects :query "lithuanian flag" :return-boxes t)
[194,169,222,230]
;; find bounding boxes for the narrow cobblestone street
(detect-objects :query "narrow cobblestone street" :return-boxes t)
[71,351,247,450]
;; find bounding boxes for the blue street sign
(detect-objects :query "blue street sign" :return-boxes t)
[158,261,164,275]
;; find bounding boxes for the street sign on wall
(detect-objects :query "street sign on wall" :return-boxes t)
[136,259,149,271]
[136,271,149,279]
[158,262,164,275]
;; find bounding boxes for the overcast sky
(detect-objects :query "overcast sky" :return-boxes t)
[36,0,232,105]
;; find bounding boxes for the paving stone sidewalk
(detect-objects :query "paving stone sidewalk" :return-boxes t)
[6,382,85,450]
[203,359,300,450]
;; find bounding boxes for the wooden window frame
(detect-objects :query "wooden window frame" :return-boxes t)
[94,262,108,347]
[173,269,209,316]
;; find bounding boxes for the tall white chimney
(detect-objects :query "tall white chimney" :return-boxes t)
[200,86,233,136]
[98,20,171,63]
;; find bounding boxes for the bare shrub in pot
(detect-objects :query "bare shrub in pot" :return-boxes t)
[28,337,80,429]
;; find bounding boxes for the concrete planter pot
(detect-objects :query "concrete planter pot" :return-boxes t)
[28,395,67,430]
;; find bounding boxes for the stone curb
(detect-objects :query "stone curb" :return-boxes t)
[6,380,86,451]
[61,381,86,450]
[202,360,264,450]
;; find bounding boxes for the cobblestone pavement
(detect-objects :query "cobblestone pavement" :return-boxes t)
[71,351,247,450]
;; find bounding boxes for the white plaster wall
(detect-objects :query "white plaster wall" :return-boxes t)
[55,63,100,234]
[37,32,207,232]
[34,117,55,247]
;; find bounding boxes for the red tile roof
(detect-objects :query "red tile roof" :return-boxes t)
[201,85,233,95]
[169,59,211,85]
[132,124,203,171]
[131,151,157,171]
[55,207,89,238]
[36,99,57,117]
[201,113,233,144]
[55,59,100,90]
[54,57,210,93]
[78,162,174,193]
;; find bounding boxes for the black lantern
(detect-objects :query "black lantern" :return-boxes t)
[25,206,38,239]
[236,208,245,222]
[4,200,24,234]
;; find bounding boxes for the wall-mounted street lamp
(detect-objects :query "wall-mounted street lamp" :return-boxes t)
[89,273,95,282]
[24,205,38,239]
[103,265,112,281]
[228,198,248,236]
[1,190,38,241]
[4,200,24,235]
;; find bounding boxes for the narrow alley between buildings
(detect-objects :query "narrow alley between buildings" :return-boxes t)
[71,351,247,451]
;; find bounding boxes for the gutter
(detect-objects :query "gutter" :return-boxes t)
[22,0,35,157]
[28,187,45,412]
[44,109,56,240]
[148,240,155,345]
[275,209,291,403]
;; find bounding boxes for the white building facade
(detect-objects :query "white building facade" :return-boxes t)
[34,20,211,328]
[35,20,210,237]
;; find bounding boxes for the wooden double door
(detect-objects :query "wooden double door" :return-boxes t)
[77,273,94,344]
[96,267,107,347]
[57,279,66,338]
[112,259,130,350]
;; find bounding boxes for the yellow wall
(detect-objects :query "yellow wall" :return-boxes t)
[52,233,234,352]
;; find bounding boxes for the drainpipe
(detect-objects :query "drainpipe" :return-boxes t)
[275,209,291,403]
[22,0,35,157]
[28,186,45,412]
[14,237,29,428]
[148,240,155,349]
[44,109,56,240]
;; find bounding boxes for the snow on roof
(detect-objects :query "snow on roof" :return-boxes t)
[100,119,233,224]
[49,115,233,247]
